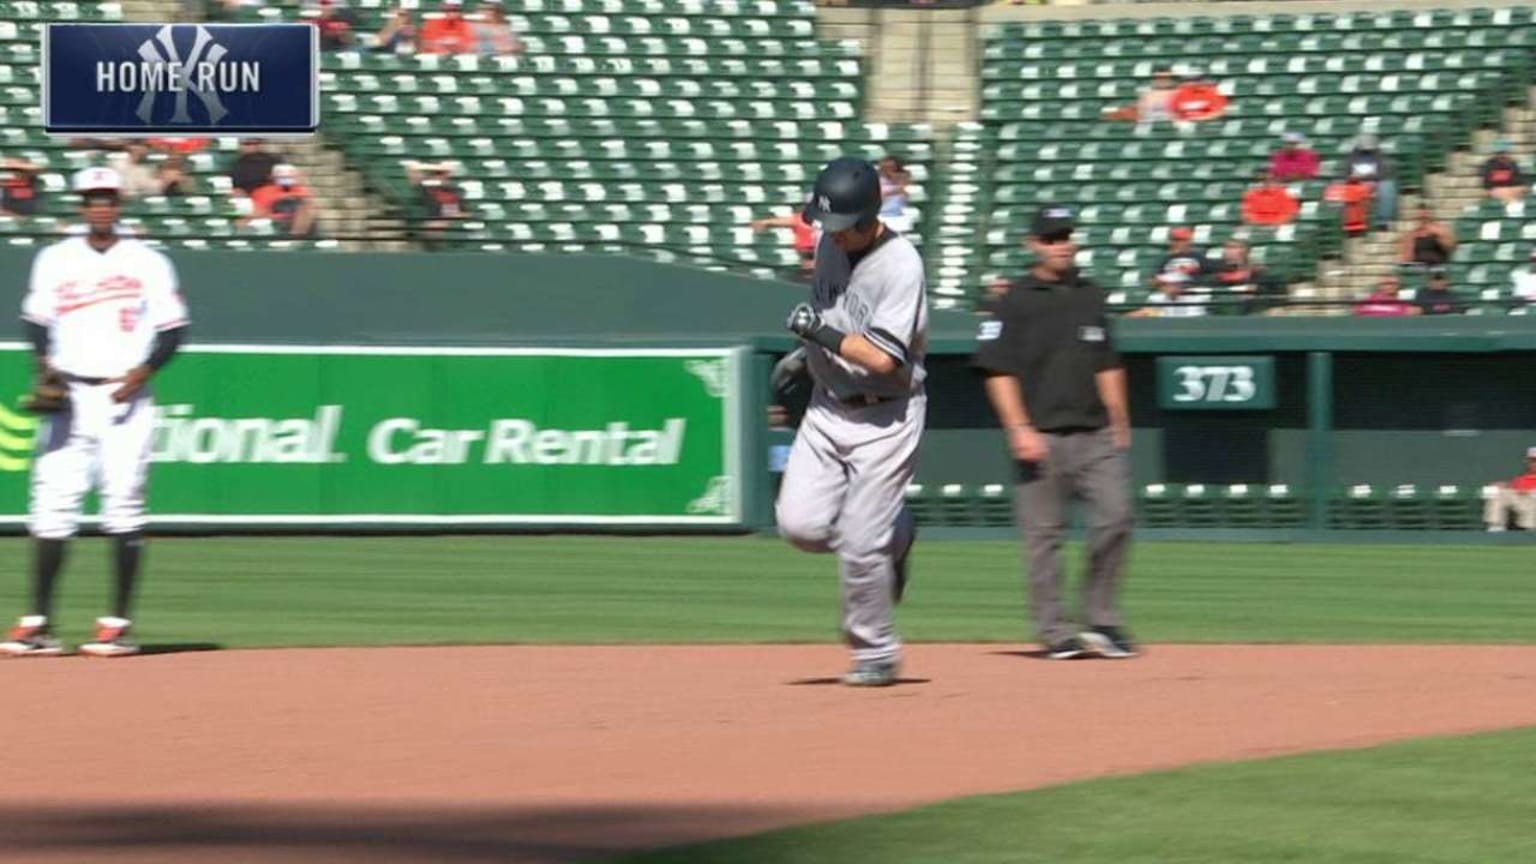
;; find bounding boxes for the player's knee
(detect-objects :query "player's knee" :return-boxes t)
[27,514,77,541]
[776,503,834,553]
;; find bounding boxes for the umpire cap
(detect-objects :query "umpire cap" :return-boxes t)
[801,156,882,232]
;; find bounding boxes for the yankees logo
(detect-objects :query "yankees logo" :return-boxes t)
[135,25,231,125]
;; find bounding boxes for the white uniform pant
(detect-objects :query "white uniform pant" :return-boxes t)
[29,381,154,540]
[1484,489,1536,530]
[775,391,924,664]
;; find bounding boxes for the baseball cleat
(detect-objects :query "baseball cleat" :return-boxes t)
[841,659,900,687]
[1045,636,1089,660]
[78,616,140,658]
[0,615,64,657]
[1080,626,1139,659]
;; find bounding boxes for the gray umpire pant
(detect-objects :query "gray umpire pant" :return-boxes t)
[1015,427,1133,646]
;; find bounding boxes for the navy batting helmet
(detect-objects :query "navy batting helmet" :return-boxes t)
[801,156,882,232]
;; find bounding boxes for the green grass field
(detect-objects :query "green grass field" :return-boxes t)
[4,534,1533,863]
[0,535,1531,648]
[611,727,1536,864]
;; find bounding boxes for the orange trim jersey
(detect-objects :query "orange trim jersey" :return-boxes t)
[22,237,189,379]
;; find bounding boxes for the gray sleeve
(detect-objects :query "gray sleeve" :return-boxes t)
[863,257,925,365]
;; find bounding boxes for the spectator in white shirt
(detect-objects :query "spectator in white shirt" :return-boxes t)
[1129,271,1208,318]
[1512,250,1536,304]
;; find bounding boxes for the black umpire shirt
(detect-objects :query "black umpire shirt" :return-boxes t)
[971,269,1122,432]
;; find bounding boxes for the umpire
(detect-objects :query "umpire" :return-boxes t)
[971,205,1137,660]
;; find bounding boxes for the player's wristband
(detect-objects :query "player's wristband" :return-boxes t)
[807,324,846,355]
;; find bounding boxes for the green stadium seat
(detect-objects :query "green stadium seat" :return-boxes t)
[978,483,1013,527]
[937,483,974,526]
[1181,484,1219,527]
[1387,484,1430,529]
[1134,482,1173,526]
[1221,484,1262,527]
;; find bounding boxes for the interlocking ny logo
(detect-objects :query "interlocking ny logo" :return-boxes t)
[135,25,229,126]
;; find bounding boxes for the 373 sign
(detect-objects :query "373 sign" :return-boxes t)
[1155,356,1276,410]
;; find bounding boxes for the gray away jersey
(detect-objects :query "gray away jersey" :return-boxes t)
[803,230,930,400]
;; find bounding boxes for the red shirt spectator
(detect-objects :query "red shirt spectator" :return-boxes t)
[1326,177,1372,236]
[1512,470,1536,493]
[1170,81,1227,122]
[147,137,210,154]
[0,158,41,216]
[1354,281,1418,317]
[251,163,316,237]
[420,0,476,54]
[1242,176,1300,226]
[315,0,358,51]
[1269,132,1320,181]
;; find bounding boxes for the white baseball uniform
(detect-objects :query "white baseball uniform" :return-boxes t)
[775,229,929,666]
[21,236,189,539]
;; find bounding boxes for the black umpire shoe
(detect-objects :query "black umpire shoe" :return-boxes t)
[1081,626,1139,659]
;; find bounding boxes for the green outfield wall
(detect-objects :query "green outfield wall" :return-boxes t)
[2,248,1532,533]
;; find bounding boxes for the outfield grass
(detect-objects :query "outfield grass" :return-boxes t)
[0,535,1531,648]
[609,726,1536,864]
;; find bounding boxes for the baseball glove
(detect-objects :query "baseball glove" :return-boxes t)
[21,370,68,414]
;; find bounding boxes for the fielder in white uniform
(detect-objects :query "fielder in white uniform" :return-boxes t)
[0,167,189,658]
[778,156,929,687]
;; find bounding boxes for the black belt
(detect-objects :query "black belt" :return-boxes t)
[829,390,900,408]
[61,373,112,385]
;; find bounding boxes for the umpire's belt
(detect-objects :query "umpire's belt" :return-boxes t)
[60,373,112,385]
[828,389,901,408]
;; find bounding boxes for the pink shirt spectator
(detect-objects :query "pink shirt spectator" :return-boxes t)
[1270,147,1320,181]
[1354,286,1418,317]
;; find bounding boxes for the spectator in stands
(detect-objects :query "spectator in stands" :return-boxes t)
[230,139,282,196]
[0,156,42,217]
[1484,446,1536,532]
[420,0,477,55]
[1210,237,1277,314]
[877,155,913,233]
[1169,70,1228,124]
[1128,271,1208,318]
[1398,206,1456,268]
[1134,66,1176,126]
[1416,267,1464,316]
[314,0,359,51]
[473,0,523,56]
[1103,66,1173,126]
[1480,140,1527,204]
[1511,250,1536,304]
[374,5,418,54]
[410,160,467,250]
[147,137,210,155]
[1354,277,1419,317]
[1241,171,1300,226]
[1342,133,1396,230]
[156,154,193,198]
[109,143,161,199]
[1326,173,1373,238]
[751,207,818,279]
[1153,226,1207,290]
[250,163,318,238]
[1269,132,1320,181]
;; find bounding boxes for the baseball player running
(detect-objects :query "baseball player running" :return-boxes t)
[0,167,190,658]
[777,156,929,687]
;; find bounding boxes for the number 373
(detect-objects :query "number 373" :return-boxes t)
[1173,365,1256,403]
